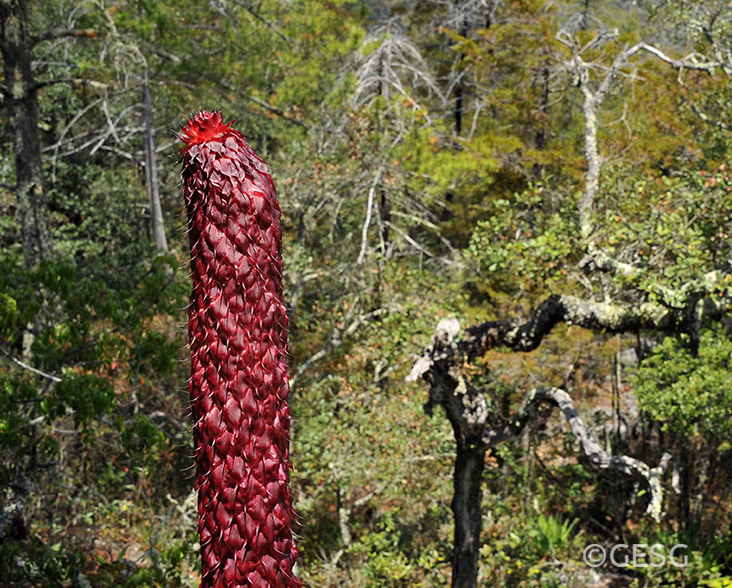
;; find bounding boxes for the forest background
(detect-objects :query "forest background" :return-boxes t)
[2,0,732,586]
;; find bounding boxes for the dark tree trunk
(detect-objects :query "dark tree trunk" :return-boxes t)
[532,62,551,178]
[451,444,486,588]
[0,0,52,269]
[678,441,691,534]
[453,18,469,136]
[454,83,464,136]
[535,62,550,151]
[380,187,390,252]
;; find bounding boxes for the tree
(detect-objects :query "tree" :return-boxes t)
[407,11,731,588]
[0,0,53,269]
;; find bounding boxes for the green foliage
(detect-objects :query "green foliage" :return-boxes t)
[632,325,732,442]
[0,293,17,339]
[529,515,581,559]
[353,512,419,586]
[50,374,115,426]
[591,166,732,304]
[0,536,88,588]
[479,512,586,587]
[466,182,578,295]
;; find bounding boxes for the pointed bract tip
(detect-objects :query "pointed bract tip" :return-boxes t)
[180,110,236,149]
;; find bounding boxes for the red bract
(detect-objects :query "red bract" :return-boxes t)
[180,111,301,588]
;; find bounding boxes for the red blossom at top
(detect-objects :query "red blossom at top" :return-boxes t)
[180,111,236,149]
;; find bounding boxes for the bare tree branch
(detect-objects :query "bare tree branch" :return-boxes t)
[290,306,396,389]
[461,293,724,359]
[384,220,461,268]
[557,30,724,303]
[680,95,729,130]
[32,77,109,93]
[31,28,99,45]
[0,345,62,383]
[492,387,673,521]
[632,42,720,77]
[355,18,444,110]
[357,169,383,266]
[229,0,291,45]
[213,78,308,128]
[409,320,674,521]
[558,30,718,237]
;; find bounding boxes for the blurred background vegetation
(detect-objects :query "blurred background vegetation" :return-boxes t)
[2,0,732,586]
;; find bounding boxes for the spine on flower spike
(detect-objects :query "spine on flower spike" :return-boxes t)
[180,111,301,588]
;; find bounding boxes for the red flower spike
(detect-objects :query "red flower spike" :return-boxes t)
[181,111,302,588]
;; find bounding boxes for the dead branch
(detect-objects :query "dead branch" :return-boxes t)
[0,344,62,383]
[408,319,675,521]
[290,306,397,389]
